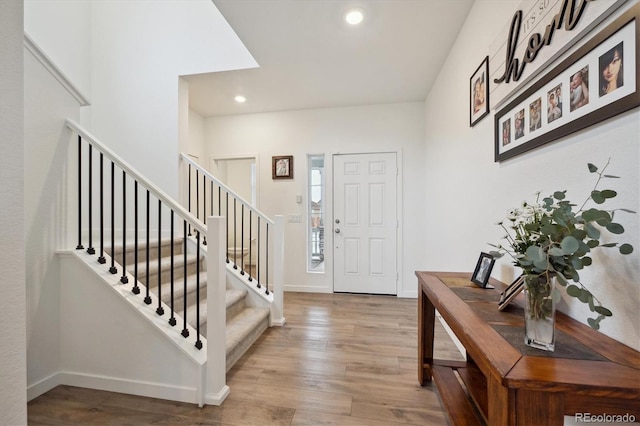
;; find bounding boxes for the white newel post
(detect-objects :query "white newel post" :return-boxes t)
[271,215,286,326]
[205,216,230,405]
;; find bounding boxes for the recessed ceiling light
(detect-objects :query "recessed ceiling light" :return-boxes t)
[345,9,364,25]
[234,95,246,103]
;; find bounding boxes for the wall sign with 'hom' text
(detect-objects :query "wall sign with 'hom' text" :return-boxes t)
[489,0,628,109]
[494,0,588,84]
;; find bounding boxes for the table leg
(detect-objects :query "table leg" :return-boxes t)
[516,389,564,426]
[418,285,435,385]
[488,376,515,426]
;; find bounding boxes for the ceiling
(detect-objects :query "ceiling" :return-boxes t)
[185,0,475,117]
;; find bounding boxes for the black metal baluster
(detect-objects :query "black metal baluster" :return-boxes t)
[86,144,95,255]
[188,164,192,236]
[256,219,261,289]
[120,171,128,283]
[265,222,270,295]
[225,192,230,263]
[233,198,238,270]
[144,190,152,305]
[156,200,164,315]
[98,154,106,264]
[109,162,117,274]
[181,220,190,338]
[132,181,140,294]
[240,204,245,275]
[202,174,207,246]
[248,211,253,282]
[196,170,199,222]
[76,136,84,250]
[169,211,176,326]
[195,231,202,350]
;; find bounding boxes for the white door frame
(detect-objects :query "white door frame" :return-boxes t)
[209,154,260,208]
[330,150,403,296]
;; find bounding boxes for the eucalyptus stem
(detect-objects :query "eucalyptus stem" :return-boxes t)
[578,158,610,212]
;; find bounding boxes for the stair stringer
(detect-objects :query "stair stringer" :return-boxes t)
[57,250,208,405]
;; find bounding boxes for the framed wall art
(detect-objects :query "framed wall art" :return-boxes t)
[470,56,490,127]
[272,155,293,179]
[495,4,639,162]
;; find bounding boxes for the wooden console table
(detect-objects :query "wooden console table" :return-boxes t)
[417,271,640,426]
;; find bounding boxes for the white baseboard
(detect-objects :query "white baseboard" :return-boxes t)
[270,316,286,326]
[204,385,230,406]
[28,371,200,405]
[27,372,62,402]
[284,285,332,293]
[284,285,417,297]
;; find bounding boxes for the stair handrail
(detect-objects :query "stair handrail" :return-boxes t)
[179,153,274,226]
[66,119,207,236]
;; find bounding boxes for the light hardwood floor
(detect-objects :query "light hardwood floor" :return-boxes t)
[28,292,463,425]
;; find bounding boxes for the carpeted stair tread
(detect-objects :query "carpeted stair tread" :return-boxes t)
[162,272,208,303]
[108,238,185,264]
[225,288,248,321]
[134,252,200,280]
[225,307,270,370]
[180,288,250,338]
[184,299,208,335]
[111,237,183,254]
[226,288,246,308]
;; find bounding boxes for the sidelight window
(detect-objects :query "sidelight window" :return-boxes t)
[308,155,324,272]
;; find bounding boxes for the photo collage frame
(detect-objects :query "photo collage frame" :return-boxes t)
[495,5,639,162]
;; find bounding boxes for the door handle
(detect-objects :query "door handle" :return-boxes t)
[335,229,341,234]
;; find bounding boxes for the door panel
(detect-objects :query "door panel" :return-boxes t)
[333,152,397,295]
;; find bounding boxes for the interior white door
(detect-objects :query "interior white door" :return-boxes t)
[333,152,397,295]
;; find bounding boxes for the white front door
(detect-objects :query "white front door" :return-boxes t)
[333,152,398,295]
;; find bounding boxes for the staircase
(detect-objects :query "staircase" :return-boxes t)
[110,238,270,371]
[64,119,284,405]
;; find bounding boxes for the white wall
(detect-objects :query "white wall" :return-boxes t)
[23,47,83,396]
[0,0,27,423]
[205,102,426,296]
[24,0,92,97]
[424,1,639,350]
[188,108,207,164]
[88,0,257,199]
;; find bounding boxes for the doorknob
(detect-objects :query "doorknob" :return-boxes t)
[335,229,341,234]
[335,219,340,224]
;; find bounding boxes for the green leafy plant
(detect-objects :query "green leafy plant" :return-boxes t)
[489,160,635,329]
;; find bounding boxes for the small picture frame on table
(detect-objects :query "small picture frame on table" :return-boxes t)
[498,274,525,311]
[471,252,495,288]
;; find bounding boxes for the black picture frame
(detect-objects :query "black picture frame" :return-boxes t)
[498,274,525,311]
[471,252,495,288]
[272,155,293,179]
[495,4,639,162]
[470,55,490,127]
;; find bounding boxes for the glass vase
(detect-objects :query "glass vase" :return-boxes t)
[524,274,556,351]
